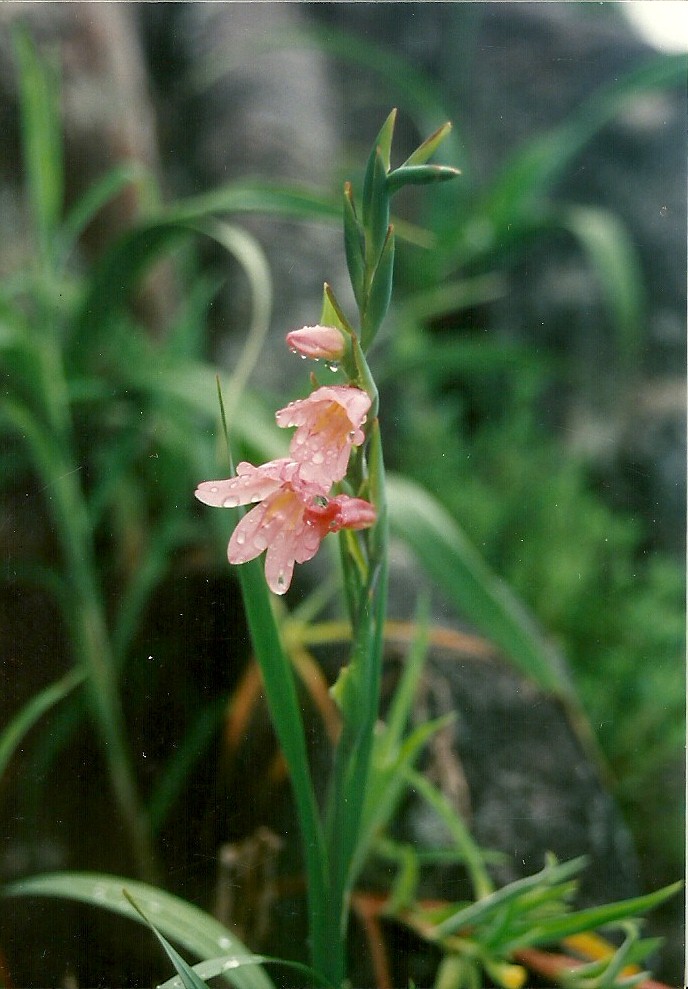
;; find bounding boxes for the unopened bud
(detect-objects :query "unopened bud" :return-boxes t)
[286,325,346,361]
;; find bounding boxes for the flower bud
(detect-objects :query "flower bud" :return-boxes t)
[286,324,346,362]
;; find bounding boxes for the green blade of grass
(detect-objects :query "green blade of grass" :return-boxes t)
[159,954,337,989]
[432,856,588,939]
[386,474,569,698]
[4,873,275,989]
[233,554,330,981]
[13,27,64,268]
[58,161,153,262]
[556,204,645,375]
[0,669,85,782]
[123,891,210,989]
[458,52,687,259]
[509,881,684,951]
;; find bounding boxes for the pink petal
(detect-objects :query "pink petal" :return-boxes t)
[286,325,345,361]
[229,487,324,595]
[275,386,372,486]
[195,459,302,508]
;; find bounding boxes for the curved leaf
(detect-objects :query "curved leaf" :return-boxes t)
[0,669,85,782]
[3,872,275,989]
[159,954,335,989]
[386,474,570,698]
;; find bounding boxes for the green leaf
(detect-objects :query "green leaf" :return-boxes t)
[73,181,339,352]
[402,121,454,167]
[351,715,453,887]
[159,954,336,989]
[59,161,152,262]
[3,872,275,989]
[320,282,356,336]
[343,182,366,309]
[13,27,64,266]
[458,52,687,260]
[405,768,493,901]
[379,596,431,755]
[362,225,395,349]
[363,149,392,267]
[386,475,569,698]
[432,856,588,939]
[0,669,85,782]
[510,881,683,950]
[147,697,227,833]
[233,554,330,979]
[123,891,210,989]
[386,164,461,194]
[557,204,644,375]
[365,108,397,177]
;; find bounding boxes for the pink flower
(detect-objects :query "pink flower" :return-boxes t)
[195,459,312,508]
[195,463,375,594]
[286,324,346,362]
[276,386,371,488]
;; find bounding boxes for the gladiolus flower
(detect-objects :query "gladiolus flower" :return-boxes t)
[276,385,371,488]
[195,462,375,594]
[286,324,346,362]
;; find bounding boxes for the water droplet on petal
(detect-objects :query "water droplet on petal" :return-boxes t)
[236,531,246,545]
[277,572,286,588]
[253,534,268,551]
[210,485,219,493]
[223,495,240,508]
[312,451,324,465]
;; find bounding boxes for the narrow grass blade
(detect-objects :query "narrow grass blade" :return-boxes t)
[387,474,569,698]
[432,857,588,939]
[234,555,329,978]
[511,881,683,950]
[58,161,152,261]
[405,767,492,901]
[159,954,336,989]
[557,205,644,375]
[13,27,63,265]
[3,873,275,989]
[0,669,85,782]
[123,891,210,989]
[461,53,687,257]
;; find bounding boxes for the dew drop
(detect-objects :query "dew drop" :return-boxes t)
[312,451,324,465]
[327,363,339,373]
[223,495,239,508]
[277,572,286,588]
[210,485,219,493]
[235,531,246,545]
[253,534,268,551]
[300,353,308,360]
[289,347,298,355]
[218,937,232,951]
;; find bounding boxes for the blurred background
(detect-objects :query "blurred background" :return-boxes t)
[0,2,684,985]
